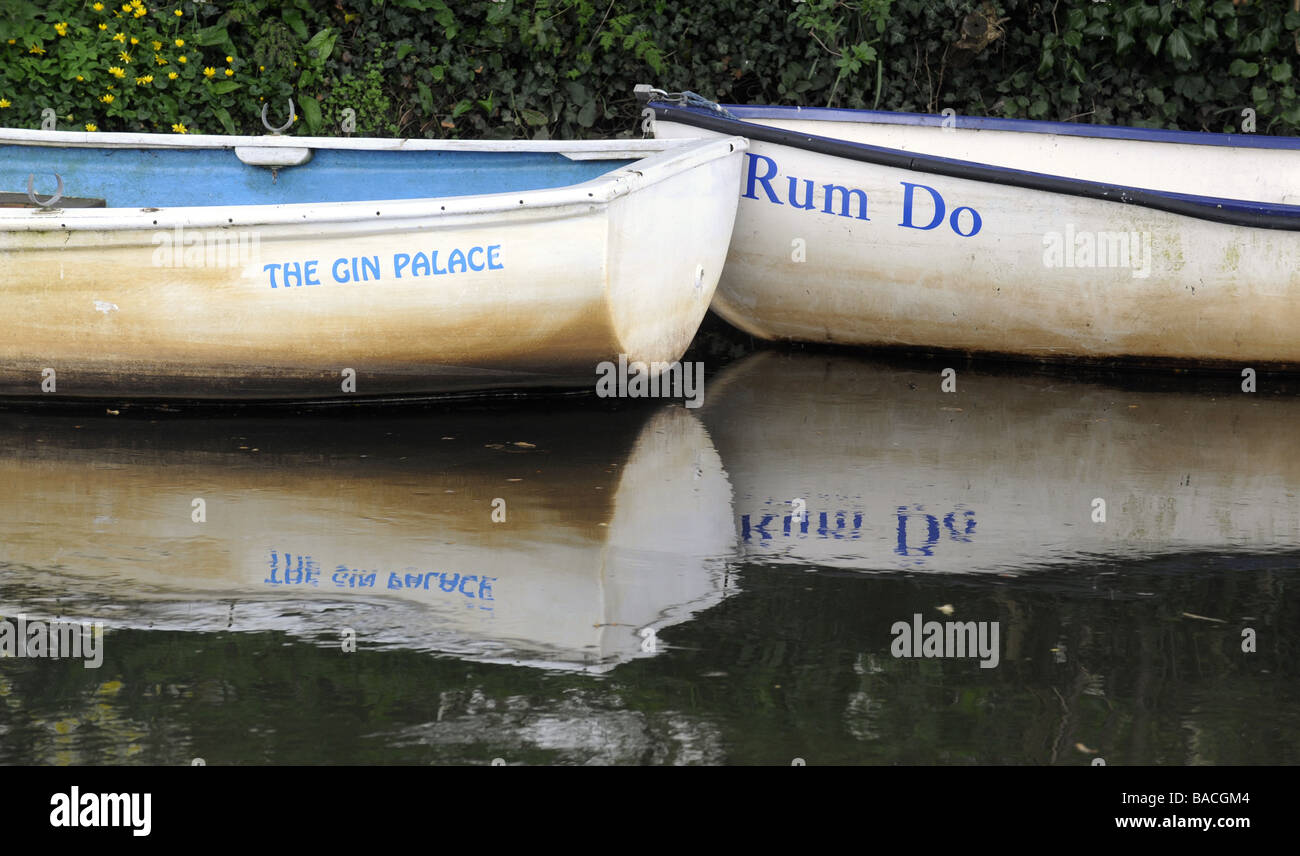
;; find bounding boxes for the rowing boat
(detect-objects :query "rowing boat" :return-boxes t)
[644,88,1300,365]
[0,127,745,399]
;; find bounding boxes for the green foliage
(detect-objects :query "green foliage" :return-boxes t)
[2,0,1299,138]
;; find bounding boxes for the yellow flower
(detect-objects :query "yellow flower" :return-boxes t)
[155,54,167,65]
[174,9,182,16]
[133,7,146,18]
[177,55,186,63]
[152,40,161,51]
[54,22,68,37]
[0,99,10,108]
[6,39,14,44]
[113,32,125,42]
[98,23,107,30]
[173,38,183,47]
[224,68,233,77]
[120,3,131,10]
[75,75,83,81]
[171,123,186,133]
[109,66,125,78]
[167,71,177,79]
[135,74,152,85]
[202,66,215,78]
[131,0,144,7]
[28,44,45,55]
[225,55,232,63]
[119,51,132,62]
[100,93,114,103]
[93,2,104,9]
[258,65,264,71]
[130,37,139,45]
[85,123,97,131]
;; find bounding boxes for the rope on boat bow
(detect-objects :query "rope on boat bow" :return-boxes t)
[634,84,736,124]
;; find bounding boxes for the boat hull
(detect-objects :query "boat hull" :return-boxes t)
[0,132,746,399]
[653,105,1300,365]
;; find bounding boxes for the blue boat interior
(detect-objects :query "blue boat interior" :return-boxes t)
[0,145,637,207]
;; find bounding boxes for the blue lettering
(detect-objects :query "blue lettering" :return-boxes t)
[393,253,411,278]
[332,257,351,283]
[304,259,320,286]
[432,250,447,275]
[787,177,816,210]
[359,255,380,281]
[467,246,485,271]
[823,184,869,220]
[487,245,503,269]
[899,182,946,231]
[412,252,431,277]
[949,206,982,237]
[448,248,467,273]
[742,153,782,204]
[263,263,282,288]
[282,261,304,287]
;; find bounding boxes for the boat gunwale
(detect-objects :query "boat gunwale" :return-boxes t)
[0,126,675,155]
[0,134,747,231]
[718,103,1300,150]
[652,103,1300,231]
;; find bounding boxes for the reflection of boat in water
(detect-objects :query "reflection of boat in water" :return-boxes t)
[0,403,736,671]
[701,351,1300,574]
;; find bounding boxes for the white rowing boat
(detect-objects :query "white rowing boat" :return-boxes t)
[0,127,745,399]
[646,88,1300,365]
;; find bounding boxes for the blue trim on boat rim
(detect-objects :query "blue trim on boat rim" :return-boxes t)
[652,102,1300,231]
[721,103,1300,150]
[0,145,637,208]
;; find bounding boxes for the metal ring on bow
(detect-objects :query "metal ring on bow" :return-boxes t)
[27,173,64,209]
[261,98,295,135]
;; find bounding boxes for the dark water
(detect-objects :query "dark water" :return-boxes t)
[2,327,1298,765]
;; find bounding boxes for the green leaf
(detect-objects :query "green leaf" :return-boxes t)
[210,80,241,95]
[212,106,236,135]
[1166,29,1192,62]
[282,9,308,41]
[1146,33,1163,55]
[1116,31,1135,53]
[304,29,337,64]
[518,107,549,126]
[416,81,433,113]
[1272,62,1293,83]
[1230,59,1260,78]
[576,99,597,127]
[299,95,321,132]
[196,27,229,47]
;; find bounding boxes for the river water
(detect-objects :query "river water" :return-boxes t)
[1,328,1297,765]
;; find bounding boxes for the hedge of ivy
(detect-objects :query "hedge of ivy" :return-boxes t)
[2,0,1298,139]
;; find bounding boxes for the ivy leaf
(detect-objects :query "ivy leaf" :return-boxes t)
[1230,59,1260,78]
[1166,29,1191,62]
[1273,62,1293,83]
[1146,33,1163,55]
[518,107,549,126]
